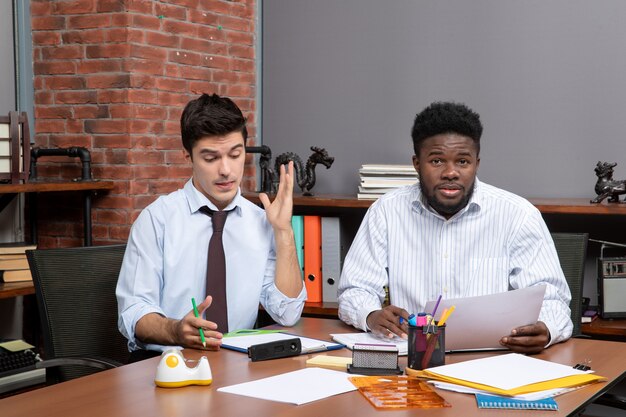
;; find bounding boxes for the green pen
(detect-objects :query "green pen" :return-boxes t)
[191,297,206,348]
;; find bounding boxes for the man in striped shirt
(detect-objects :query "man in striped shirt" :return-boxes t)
[338,102,572,354]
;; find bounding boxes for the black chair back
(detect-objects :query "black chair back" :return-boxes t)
[27,244,129,383]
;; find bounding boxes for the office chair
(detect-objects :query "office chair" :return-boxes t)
[26,244,129,384]
[551,233,626,411]
[551,233,588,337]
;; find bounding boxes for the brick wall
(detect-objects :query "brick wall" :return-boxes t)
[30,0,257,248]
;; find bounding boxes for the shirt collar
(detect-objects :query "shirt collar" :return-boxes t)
[184,179,243,216]
[412,178,482,220]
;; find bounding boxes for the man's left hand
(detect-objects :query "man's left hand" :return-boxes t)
[500,321,550,354]
[259,161,294,232]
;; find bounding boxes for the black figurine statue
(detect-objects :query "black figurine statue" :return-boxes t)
[590,161,626,204]
[274,146,334,196]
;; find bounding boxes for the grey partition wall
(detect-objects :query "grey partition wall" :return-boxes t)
[262,0,626,198]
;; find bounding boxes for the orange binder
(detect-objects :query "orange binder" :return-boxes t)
[303,215,323,302]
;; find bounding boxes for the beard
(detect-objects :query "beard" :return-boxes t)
[419,179,475,217]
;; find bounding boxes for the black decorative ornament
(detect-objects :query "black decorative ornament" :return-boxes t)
[590,161,626,204]
[274,146,335,196]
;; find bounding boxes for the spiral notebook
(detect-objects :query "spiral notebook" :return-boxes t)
[475,393,558,410]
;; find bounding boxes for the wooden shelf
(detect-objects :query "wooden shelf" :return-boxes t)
[0,180,115,194]
[244,193,626,215]
[0,281,35,299]
[582,317,626,340]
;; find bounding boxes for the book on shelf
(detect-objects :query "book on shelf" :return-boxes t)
[0,256,29,270]
[0,269,32,283]
[357,164,418,200]
[0,243,37,255]
[581,309,598,323]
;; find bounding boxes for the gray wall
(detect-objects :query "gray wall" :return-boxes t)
[262,0,626,198]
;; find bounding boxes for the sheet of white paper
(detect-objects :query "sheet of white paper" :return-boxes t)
[430,381,572,400]
[424,285,546,351]
[427,353,589,391]
[222,332,342,353]
[217,367,357,405]
[330,332,408,355]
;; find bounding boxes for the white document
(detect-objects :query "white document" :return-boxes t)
[217,367,357,405]
[222,332,343,354]
[427,353,590,391]
[330,332,408,356]
[430,381,582,401]
[424,285,546,351]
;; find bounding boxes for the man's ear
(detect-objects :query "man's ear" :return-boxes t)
[412,154,419,172]
[476,157,480,170]
[183,148,192,163]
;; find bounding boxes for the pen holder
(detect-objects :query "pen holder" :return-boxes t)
[407,324,446,370]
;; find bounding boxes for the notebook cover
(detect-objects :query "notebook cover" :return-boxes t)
[475,393,558,410]
[303,215,322,302]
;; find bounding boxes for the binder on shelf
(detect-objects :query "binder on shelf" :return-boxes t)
[291,215,304,279]
[321,217,341,303]
[303,215,322,302]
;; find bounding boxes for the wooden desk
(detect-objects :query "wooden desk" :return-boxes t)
[2,318,625,417]
[0,180,115,246]
[582,317,626,341]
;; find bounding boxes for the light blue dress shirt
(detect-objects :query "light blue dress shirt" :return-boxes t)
[338,178,573,346]
[116,179,306,352]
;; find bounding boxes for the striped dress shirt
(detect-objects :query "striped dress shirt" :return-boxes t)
[338,178,573,345]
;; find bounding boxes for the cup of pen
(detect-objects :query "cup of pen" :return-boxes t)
[407,322,446,370]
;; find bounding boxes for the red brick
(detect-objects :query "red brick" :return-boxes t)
[134,105,167,119]
[68,14,112,30]
[127,89,158,104]
[95,209,128,224]
[225,84,254,98]
[35,91,54,105]
[85,119,128,134]
[49,134,91,148]
[108,104,134,118]
[180,37,227,55]
[150,180,184,195]
[103,149,130,164]
[166,166,193,179]
[218,15,250,32]
[165,150,187,164]
[108,225,132,240]
[131,135,157,148]
[230,3,254,19]
[228,44,254,60]
[189,80,219,95]
[134,195,159,209]
[128,74,156,89]
[86,74,131,89]
[97,194,134,209]
[97,89,128,103]
[74,105,110,119]
[32,16,66,31]
[35,119,66,133]
[156,77,188,92]
[168,50,202,66]
[129,119,163,134]
[225,30,254,46]
[157,91,190,107]
[200,0,231,15]
[197,25,226,42]
[129,180,150,194]
[128,150,164,164]
[56,90,98,104]
[178,66,211,81]
[53,0,94,14]
[145,31,180,48]
[124,58,164,76]
[97,0,126,12]
[86,44,130,59]
[31,1,52,16]
[231,58,254,73]
[105,28,129,43]
[66,119,86,134]
[111,13,132,27]
[93,134,132,148]
[171,0,200,8]
[45,76,86,90]
[163,121,182,136]
[127,28,145,43]
[163,20,197,37]
[62,29,105,44]
[35,106,74,119]
[42,45,84,60]
[188,10,219,26]
[131,44,168,61]
[131,14,161,31]
[127,0,152,14]
[205,55,230,70]
[155,3,187,21]
[32,32,62,46]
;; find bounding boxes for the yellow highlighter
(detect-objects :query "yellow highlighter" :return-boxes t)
[438,305,456,326]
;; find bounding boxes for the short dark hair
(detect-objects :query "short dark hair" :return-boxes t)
[180,93,248,153]
[411,102,482,156]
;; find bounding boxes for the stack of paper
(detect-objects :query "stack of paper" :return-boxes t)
[330,332,408,356]
[414,353,605,397]
[358,164,417,200]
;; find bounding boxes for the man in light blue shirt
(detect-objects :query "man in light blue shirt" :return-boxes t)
[116,94,306,360]
[338,102,572,354]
